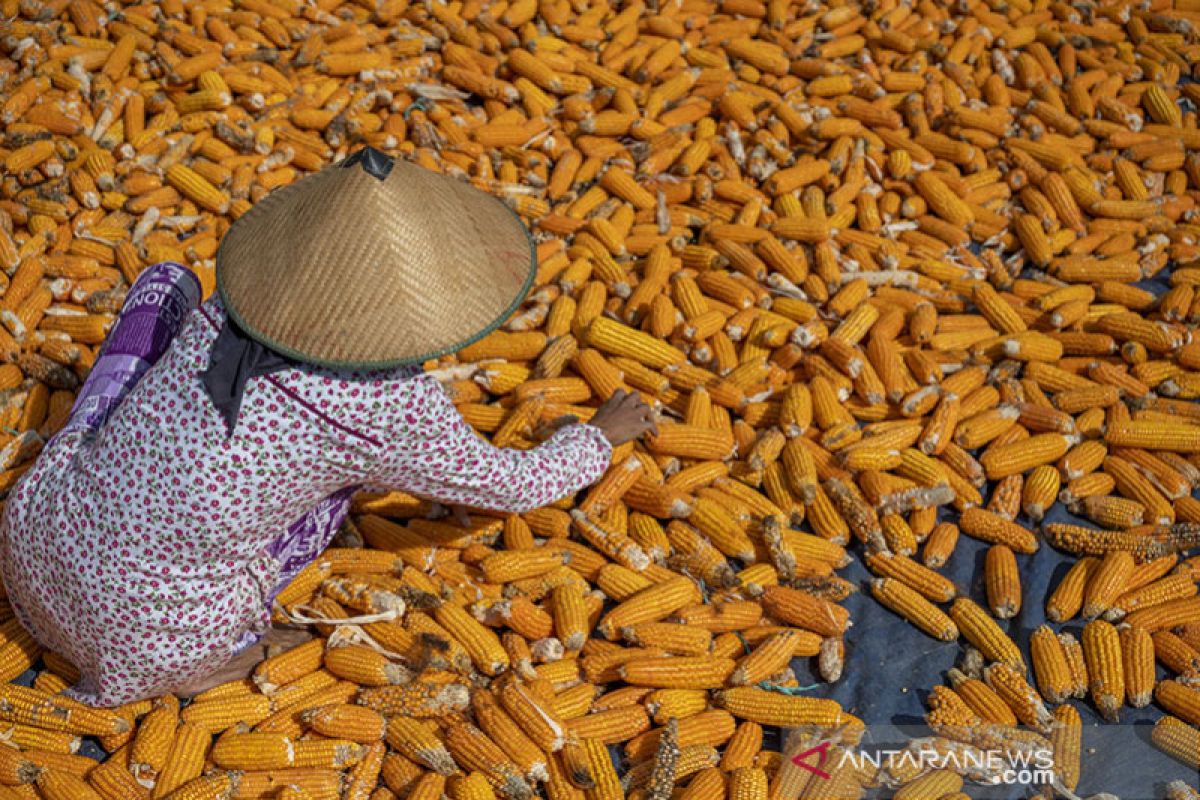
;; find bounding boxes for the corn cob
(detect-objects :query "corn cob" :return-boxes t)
[869,578,957,641]
[1082,619,1125,722]
[948,598,1024,671]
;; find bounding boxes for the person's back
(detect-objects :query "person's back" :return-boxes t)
[1,294,422,704]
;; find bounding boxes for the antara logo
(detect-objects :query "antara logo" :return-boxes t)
[790,740,832,779]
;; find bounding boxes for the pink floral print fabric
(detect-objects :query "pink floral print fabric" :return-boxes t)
[0,295,611,706]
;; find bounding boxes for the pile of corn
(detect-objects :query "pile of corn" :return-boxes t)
[4,0,1200,795]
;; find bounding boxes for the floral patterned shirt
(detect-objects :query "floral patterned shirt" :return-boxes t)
[0,296,611,706]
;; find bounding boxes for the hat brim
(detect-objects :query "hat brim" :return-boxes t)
[214,162,538,371]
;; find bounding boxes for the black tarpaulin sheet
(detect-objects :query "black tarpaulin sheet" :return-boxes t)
[783,501,1199,800]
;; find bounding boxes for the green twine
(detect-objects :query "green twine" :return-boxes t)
[403,97,433,119]
[757,682,820,695]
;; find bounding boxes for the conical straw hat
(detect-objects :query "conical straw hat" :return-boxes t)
[216,148,535,369]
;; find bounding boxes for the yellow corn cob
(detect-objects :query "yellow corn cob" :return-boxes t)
[384,716,456,775]
[922,522,959,569]
[0,685,128,736]
[218,769,340,799]
[716,687,853,729]
[0,745,39,785]
[1159,680,1200,728]
[1143,83,1182,127]
[619,707,723,765]
[89,747,149,799]
[1082,619,1125,722]
[324,645,410,686]
[128,700,177,782]
[497,679,568,753]
[984,545,1021,619]
[948,597,1025,670]
[163,164,230,213]
[179,693,271,734]
[597,576,700,639]
[4,140,56,174]
[725,766,768,800]
[446,772,496,800]
[37,770,105,800]
[446,719,533,798]
[1029,625,1072,704]
[566,705,650,744]
[728,630,800,686]
[1121,624,1155,708]
[1107,421,1200,453]
[870,578,957,641]
[433,602,509,676]
[1125,595,1200,632]
[1109,573,1198,621]
[159,772,239,800]
[355,672,471,719]
[1046,556,1099,622]
[253,639,325,693]
[619,656,735,688]
[1050,703,1081,791]
[958,507,1038,553]
[1021,464,1060,522]
[148,721,209,798]
[2,723,78,755]
[646,425,736,462]
[983,663,1052,730]
[645,689,708,725]
[470,690,547,782]
[585,317,684,369]
[1081,550,1136,620]
[718,721,762,772]
[946,669,1016,726]
[210,732,298,771]
[1060,632,1089,699]
[621,621,712,656]
[1081,494,1147,529]
[759,585,849,637]
[1154,715,1200,769]
[291,738,366,770]
[893,770,963,800]
[300,704,386,743]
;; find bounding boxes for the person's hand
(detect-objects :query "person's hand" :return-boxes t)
[587,389,658,446]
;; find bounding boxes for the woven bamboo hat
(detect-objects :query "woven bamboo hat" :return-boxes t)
[215,147,535,369]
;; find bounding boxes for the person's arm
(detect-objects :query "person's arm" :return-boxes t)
[369,376,631,514]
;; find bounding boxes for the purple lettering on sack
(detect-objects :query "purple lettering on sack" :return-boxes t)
[64,263,202,435]
[266,485,358,576]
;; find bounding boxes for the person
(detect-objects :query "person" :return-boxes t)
[0,147,657,707]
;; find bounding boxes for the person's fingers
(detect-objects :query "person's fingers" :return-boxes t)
[533,414,580,440]
[452,504,472,527]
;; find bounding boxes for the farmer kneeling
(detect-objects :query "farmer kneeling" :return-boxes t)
[0,147,656,706]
